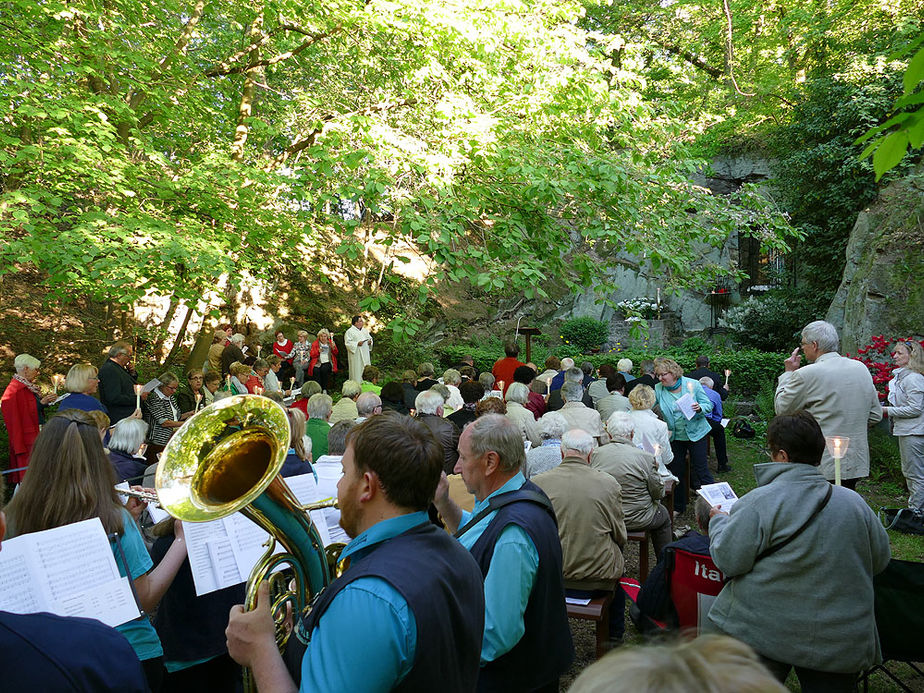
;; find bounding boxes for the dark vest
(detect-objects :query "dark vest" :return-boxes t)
[468,481,574,692]
[304,521,484,693]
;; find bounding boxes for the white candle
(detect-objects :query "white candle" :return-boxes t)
[195,393,202,410]
[687,382,694,395]
[134,384,142,410]
[289,376,296,389]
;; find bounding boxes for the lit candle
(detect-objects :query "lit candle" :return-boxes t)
[498,380,505,393]
[255,386,264,396]
[195,392,202,410]
[256,345,262,356]
[134,383,142,410]
[825,436,850,486]
[289,376,296,389]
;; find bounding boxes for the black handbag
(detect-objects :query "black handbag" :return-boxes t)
[731,418,756,439]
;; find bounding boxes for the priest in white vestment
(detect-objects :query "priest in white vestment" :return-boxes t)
[344,315,373,384]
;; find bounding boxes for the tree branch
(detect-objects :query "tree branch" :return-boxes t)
[269,97,418,169]
[205,24,342,77]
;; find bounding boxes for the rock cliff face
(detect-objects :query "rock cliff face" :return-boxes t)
[827,167,924,353]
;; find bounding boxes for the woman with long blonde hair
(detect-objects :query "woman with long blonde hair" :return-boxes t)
[5,409,187,691]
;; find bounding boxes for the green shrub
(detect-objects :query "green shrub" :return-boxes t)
[559,317,608,353]
[720,285,829,352]
[868,425,904,484]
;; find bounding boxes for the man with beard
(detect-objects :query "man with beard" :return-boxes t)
[227,413,484,692]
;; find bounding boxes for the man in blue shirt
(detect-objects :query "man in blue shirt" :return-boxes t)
[434,414,573,692]
[699,376,730,472]
[227,412,485,692]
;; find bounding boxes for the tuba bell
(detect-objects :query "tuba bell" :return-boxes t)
[155,394,333,691]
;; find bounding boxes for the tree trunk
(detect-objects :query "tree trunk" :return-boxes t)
[153,295,180,360]
[186,313,218,372]
[161,301,194,369]
[231,10,265,161]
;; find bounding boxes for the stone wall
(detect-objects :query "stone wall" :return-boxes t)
[827,166,924,353]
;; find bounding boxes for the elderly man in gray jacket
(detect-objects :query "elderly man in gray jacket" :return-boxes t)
[775,320,882,489]
[591,412,672,560]
[707,411,890,691]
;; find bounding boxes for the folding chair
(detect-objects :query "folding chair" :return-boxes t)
[860,559,924,692]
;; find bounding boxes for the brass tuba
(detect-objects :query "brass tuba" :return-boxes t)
[155,394,333,690]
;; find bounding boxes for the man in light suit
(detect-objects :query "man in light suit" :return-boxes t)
[775,320,882,489]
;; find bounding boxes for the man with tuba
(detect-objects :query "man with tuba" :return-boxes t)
[227,412,485,692]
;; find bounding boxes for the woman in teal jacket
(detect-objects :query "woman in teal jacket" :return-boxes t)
[653,357,714,514]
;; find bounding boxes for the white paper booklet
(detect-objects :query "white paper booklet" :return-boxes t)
[141,378,161,394]
[697,482,739,513]
[675,392,697,420]
[184,472,341,596]
[0,518,141,627]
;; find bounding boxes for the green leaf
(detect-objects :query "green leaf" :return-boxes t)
[903,47,924,95]
[872,131,910,180]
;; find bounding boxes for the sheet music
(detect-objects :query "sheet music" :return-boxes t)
[141,378,161,394]
[308,467,349,544]
[184,519,243,595]
[57,577,140,628]
[227,513,275,579]
[287,473,338,547]
[0,540,49,614]
[0,519,140,626]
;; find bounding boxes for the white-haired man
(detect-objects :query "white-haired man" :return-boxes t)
[775,320,882,489]
[549,357,576,392]
[505,383,542,448]
[555,381,604,442]
[547,366,594,412]
[534,428,627,642]
[415,389,461,473]
[593,412,672,560]
[354,391,382,423]
[434,415,573,690]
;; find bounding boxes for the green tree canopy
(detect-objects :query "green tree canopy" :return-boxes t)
[1,0,797,331]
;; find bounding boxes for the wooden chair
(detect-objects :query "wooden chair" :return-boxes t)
[627,530,650,583]
[566,594,614,660]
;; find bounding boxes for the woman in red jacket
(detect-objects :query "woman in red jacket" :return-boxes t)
[1,354,56,484]
[308,329,338,393]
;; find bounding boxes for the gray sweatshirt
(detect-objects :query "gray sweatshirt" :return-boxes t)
[707,462,891,673]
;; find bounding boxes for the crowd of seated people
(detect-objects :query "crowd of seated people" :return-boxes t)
[0,319,900,691]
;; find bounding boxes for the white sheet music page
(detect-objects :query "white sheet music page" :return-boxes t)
[286,473,337,548]
[0,518,141,626]
[0,535,51,614]
[183,519,243,596]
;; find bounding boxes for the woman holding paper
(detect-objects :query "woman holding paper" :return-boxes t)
[5,409,187,691]
[653,357,714,515]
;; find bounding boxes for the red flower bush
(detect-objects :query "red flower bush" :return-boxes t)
[849,335,924,402]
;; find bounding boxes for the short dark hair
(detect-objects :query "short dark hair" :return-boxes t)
[696,355,710,368]
[767,411,825,466]
[513,365,536,385]
[544,355,561,371]
[504,339,520,357]
[327,420,354,455]
[598,363,617,380]
[346,412,442,510]
[581,361,594,376]
[351,315,363,325]
[459,365,477,381]
[460,380,485,404]
[606,373,627,392]
[379,381,404,403]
